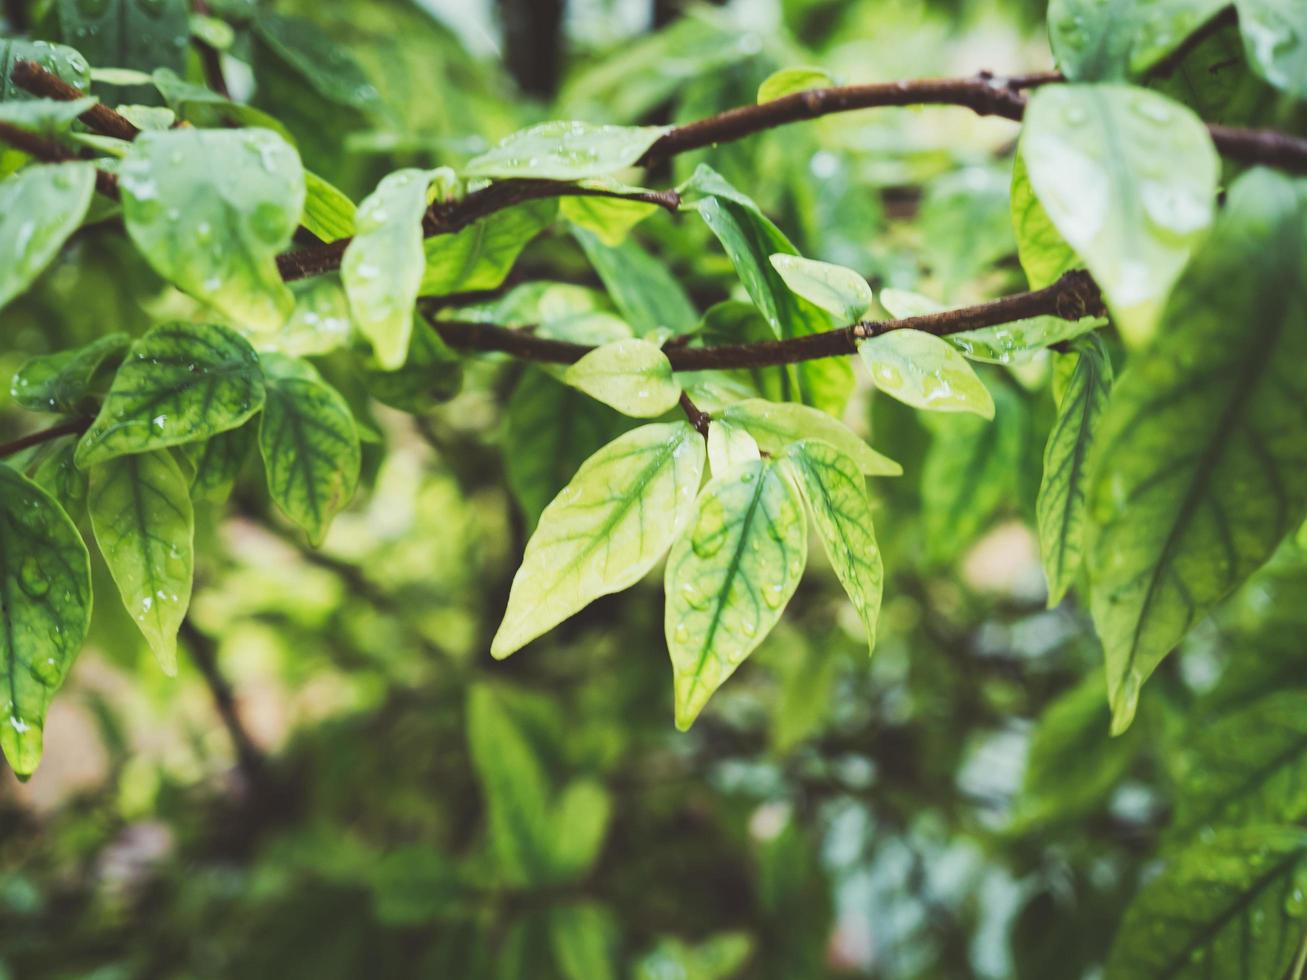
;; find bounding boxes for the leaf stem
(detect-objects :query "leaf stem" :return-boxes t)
[678,390,711,438]
[10,59,141,141]
[0,417,92,460]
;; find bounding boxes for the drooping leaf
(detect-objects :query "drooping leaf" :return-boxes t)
[11,333,129,414]
[182,424,255,504]
[782,440,883,654]
[421,200,556,297]
[1105,828,1307,980]
[756,66,833,103]
[75,322,266,468]
[1038,334,1113,605]
[858,329,995,417]
[0,162,96,314]
[0,464,92,777]
[257,353,361,546]
[706,419,760,479]
[1047,0,1229,81]
[119,128,304,332]
[721,399,901,476]
[463,121,671,181]
[0,39,90,102]
[768,254,871,323]
[1020,84,1218,347]
[87,450,193,674]
[0,96,98,135]
[55,0,188,102]
[1233,0,1307,98]
[665,458,807,730]
[492,421,705,658]
[341,168,433,369]
[572,226,698,337]
[562,339,681,417]
[301,170,357,243]
[1087,169,1307,734]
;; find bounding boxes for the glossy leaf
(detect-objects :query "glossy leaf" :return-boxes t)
[11,333,129,414]
[120,128,304,332]
[572,226,698,336]
[75,322,266,468]
[342,168,433,369]
[858,329,995,417]
[55,0,188,101]
[420,200,556,297]
[756,66,832,103]
[33,440,88,516]
[562,339,681,417]
[1234,0,1307,98]
[87,450,193,674]
[492,421,705,658]
[665,459,807,730]
[258,353,361,546]
[768,253,871,323]
[1048,0,1229,80]
[463,121,671,181]
[1020,84,1218,346]
[0,39,90,102]
[721,399,901,476]
[1038,334,1113,606]
[1087,169,1307,734]
[0,163,96,313]
[263,276,355,358]
[706,419,760,479]
[782,440,883,654]
[0,464,92,777]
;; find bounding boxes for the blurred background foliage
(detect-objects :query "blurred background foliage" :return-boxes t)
[3,0,1304,977]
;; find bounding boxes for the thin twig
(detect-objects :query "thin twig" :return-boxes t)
[678,391,711,438]
[179,621,267,786]
[0,417,92,459]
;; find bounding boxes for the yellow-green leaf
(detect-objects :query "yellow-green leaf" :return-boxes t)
[858,329,995,418]
[756,66,832,103]
[721,399,901,476]
[463,121,672,181]
[768,253,872,323]
[562,338,681,417]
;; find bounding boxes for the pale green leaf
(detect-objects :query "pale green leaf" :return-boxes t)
[665,459,807,730]
[756,66,833,103]
[562,338,681,417]
[342,168,433,369]
[782,440,883,654]
[706,419,760,479]
[463,121,672,181]
[1088,169,1307,734]
[572,226,698,336]
[0,96,97,135]
[0,464,92,777]
[420,200,556,297]
[721,398,901,476]
[1048,0,1229,80]
[56,0,188,101]
[493,421,705,657]
[858,329,995,417]
[1236,0,1307,98]
[257,353,361,546]
[75,322,266,468]
[0,163,96,313]
[0,39,90,102]
[768,253,871,323]
[1020,84,1218,347]
[1010,153,1078,289]
[550,902,617,980]
[561,194,657,247]
[87,450,193,674]
[11,333,129,414]
[1038,334,1113,605]
[302,170,356,243]
[120,128,304,332]
[260,276,354,358]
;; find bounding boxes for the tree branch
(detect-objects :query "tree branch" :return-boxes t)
[0,119,120,196]
[10,59,141,141]
[0,417,92,459]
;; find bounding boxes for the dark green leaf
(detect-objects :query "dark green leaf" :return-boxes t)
[182,424,254,504]
[11,333,129,414]
[1048,0,1229,81]
[572,226,698,337]
[56,0,188,102]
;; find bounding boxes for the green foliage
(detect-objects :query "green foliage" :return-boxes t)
[859,329,995,417]
[463,121,671,180]
[0,163,95,312]
[11,333,127,414]
[562,339,681,417]
[1047,0,1227,80]
[55,0,187,102]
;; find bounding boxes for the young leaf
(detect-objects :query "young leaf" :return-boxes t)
[302,170,357,243]
[1233,0,1307,98]
[421,200,556,297]
[1037,334,1113,606]
[756,66,833,103]
[75,322,266,468]
[768,254,872,323]
[0,464,92,777]
[782,440,883,654]
[1087,169,1307,734]
[492,421,706,658]
[462,121,672,181]
[572,226,698,337]
[87,450,193,675]
[11,333,129,414]
[665,458,807,730]
[721,399,901,476]
[1020,84,1218,347]
[258,353,361,546]
[561,193,657,247]
[0,162,96,313]
[706,419,760,479]
[119,129,304,332]
[183,425,254,504]
[562,339,681,417]
[1105,828,1307,979]
[55,0,188,101]
[858,329,996,418]
[1047,0,1229,81]
[342,168,434,369]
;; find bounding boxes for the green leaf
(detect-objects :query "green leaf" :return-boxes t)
[0,96,98,135]
[56,0,188,102]
[463,121,671,181]
[782,440,883,654]
[571,226,698,337]
[262,276,354,359]
[492,421,705,658]
[251,12,380,113]
[0,464,92,777]
[340,168,433,369]
[33,440,88,516]
[548,781,612,881]
[75,322,266,468]
[706,419,760,479]
[665,458,807,730]
[1020,84,1218,347]
[420,200,556,298]
[0,162,96,314]
[302,170,356,243]
[363,321,463,413]
[1038,334,1113,606]
[182,424,254,504]
[11,333,129,414]
[1048,0,1229,80]
[120,128,304,332]
[635,933,753,980]
[257,353,360,546]
[1087,169,1307,735]
[1235,0,1307,98]
[1010,154,1078,289]
[768,254,871,323]
[721,399,901,476]
[150,68,293,142]
[562,339,681,417]
[0,39,90,102]
[560,193,657,247]
[550,902,617,980]
[858,329,995,417]
[756,66,832,103]
[87,450,193,674]
[1105,828,1307,979]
